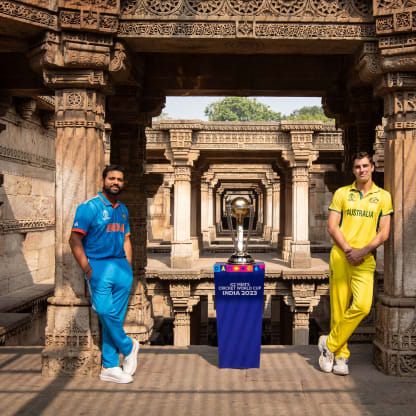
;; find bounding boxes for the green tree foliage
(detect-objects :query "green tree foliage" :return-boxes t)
[204,97,282,122]
[283,105,332,121]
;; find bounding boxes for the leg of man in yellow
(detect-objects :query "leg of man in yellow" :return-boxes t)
[327,245,375,358]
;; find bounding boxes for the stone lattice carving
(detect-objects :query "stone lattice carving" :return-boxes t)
[0,1,58,28]
[0,144,55,169]
[121,0,372,18]
[0,219,55,234]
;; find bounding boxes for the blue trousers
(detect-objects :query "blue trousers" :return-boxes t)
[87,257,133,368]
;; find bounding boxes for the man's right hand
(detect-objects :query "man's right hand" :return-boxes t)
[86,268,93,280]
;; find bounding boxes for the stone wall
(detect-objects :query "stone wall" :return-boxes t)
[0,101,56,295]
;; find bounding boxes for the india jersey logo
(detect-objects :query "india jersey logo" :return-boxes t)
[102,209,110,221]
[122,212,127,220]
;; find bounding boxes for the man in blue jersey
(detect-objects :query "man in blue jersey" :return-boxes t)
[69,165,139,384]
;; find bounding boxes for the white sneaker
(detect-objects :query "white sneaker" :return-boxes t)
[99,367,133,384]
[123,339,139,376]
[333,357,349,375]
[318,335,334,373]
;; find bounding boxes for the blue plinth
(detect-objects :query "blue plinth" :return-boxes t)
[214,262,265,369]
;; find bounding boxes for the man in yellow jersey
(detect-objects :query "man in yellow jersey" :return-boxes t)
[318,152,393,375]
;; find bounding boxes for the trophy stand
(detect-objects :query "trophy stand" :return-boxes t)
[226,196,255,264]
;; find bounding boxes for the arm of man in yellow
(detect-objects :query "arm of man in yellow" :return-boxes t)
[345,214,391,264]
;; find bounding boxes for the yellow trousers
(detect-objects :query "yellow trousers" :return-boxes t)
[327,245,375,359]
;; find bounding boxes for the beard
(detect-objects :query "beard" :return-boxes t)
[103,184,123,196]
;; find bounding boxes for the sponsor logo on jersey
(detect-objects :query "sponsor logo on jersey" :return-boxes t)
[346,208,374,218]
[122,211,127,220]
[74,221,79,227]
[102,209,111,221]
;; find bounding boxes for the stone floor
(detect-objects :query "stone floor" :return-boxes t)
[1,344,415,416]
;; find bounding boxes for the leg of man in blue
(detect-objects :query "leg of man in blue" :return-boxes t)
[87,258,133,368]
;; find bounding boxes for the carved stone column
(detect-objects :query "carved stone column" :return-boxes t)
[31,31,113,375]
[215,191,221,233]
[162,175,174,242]
[208,183,216,242]
[373,72,416,376]
[283,283,320,345]
[200,180,210,248]
[171,166,193,268]
[282,129,318,268]
[109,118,155,345]
[257,191,264,233]
[271,181,280,248]
[265,184,273,241]
[191,172,201,260]
[281,172,292,261]
[169,282,199,346]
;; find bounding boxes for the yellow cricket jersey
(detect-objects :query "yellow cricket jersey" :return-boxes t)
[329,181,393,249]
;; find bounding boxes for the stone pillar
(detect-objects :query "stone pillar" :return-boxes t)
[191,173,201,260]
[282,131,318,268]
[271,181,280,248]
[109,117,156,345]
[283,283,320,345]
[162,176,173,242]
[215,191,221,233]
[208,183,216,242]
[171,166,193,268]
[281,172,292,262]
[170,282,199,346]
[373,72,416,376]
[165,128,199,268]
[200,180,210,248]
[263,184,273,241]
[29,30,121,376]
[257,192,264,233]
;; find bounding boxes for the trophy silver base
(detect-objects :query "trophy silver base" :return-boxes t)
[227,252,255,265]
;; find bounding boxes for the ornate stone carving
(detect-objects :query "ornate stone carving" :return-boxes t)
[0,1,58,28]
[0,144,55,169]
[16,98,37,121]
[121,0,372,19]
[54,89,106,130]
[0,219,55,234]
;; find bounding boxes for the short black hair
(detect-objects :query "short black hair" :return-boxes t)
[102,165,126,180]
[352,152,374,166]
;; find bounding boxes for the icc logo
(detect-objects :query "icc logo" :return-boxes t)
[102,210,110,221]
[347,193,355,201]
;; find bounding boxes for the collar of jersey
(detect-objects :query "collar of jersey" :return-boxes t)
[350,181,380,196]
[97,191,119,208]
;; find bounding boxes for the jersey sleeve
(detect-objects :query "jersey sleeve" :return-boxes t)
[380,190,393,216]
[329,188,344,213]
[71,202,95,235]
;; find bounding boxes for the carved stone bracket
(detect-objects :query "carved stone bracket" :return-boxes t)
[169,282,199,346]
[283,282,321,345]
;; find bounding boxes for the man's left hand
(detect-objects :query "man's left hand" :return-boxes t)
[346,248,365,265]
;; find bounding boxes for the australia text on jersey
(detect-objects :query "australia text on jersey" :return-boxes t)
[346,208,374,218]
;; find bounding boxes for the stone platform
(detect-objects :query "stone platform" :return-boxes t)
[1,345,415,416]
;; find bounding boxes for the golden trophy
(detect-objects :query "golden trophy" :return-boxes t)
[226,196,255,264]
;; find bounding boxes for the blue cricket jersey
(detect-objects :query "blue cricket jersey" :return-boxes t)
[71,191,130,259]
